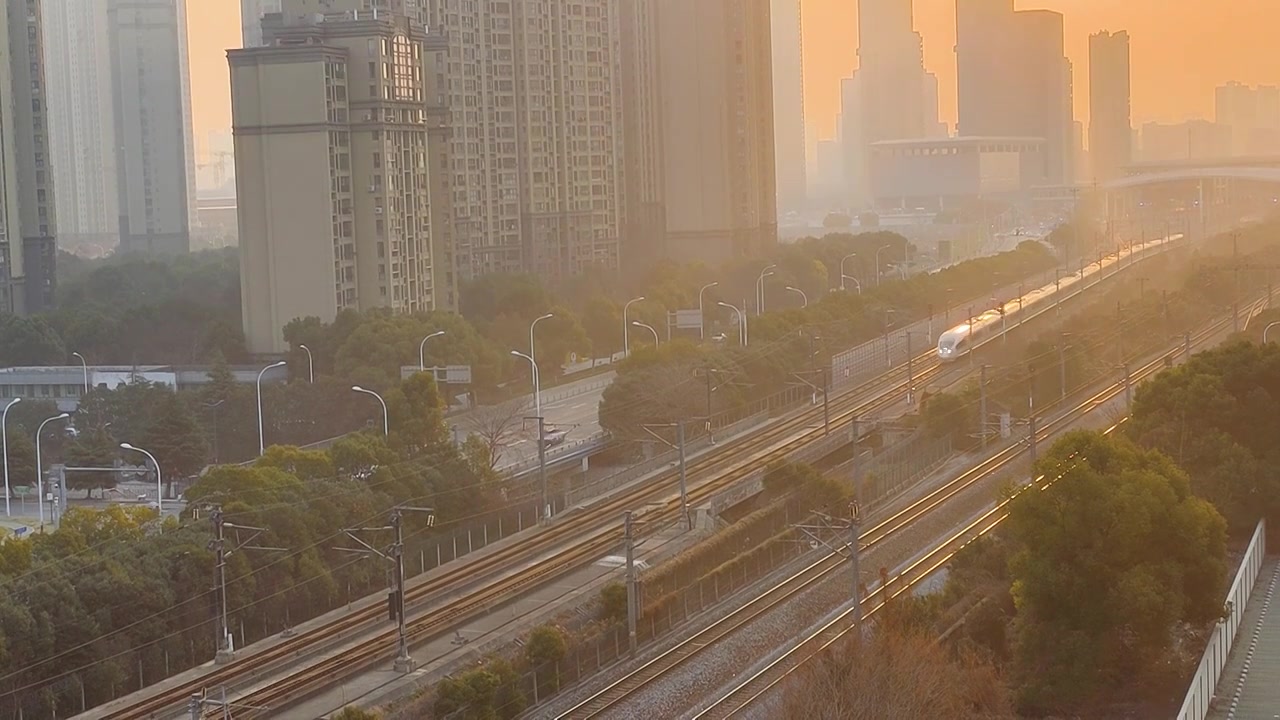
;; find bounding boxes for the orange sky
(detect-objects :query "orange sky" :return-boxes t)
[186,0,1280,150]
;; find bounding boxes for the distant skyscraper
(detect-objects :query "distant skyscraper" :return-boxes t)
[847,0,936,205]
[1089,30,1131,182]
[44,0,119,253]
[241,0,282,47]
[619,0,777,268]
[956,0,1073,185]
[922,72,947,138]
[771,0,807,215]
[422,0,622,283]
[1216,82,1280,156]
[232,0,448,354]
[0,0,58,314]
[108,0,197,254]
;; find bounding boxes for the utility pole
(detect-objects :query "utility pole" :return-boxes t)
[792,507,863,631]
[524,416,549,522]
[979,365,989,450]
[1028,395,1038,467]
[849,502,862,629]
[906,331,915,405]
[1058,336,1068,402]
[339,506,435,673]
[823,366,831,435]
[1124,363,1133,407]
[209,508,284,664]
[1117,301,1125,365]
[624,511,638,657]
[1184,332,1192,361]
[677,423,690,530]
[1234,232,1241,334]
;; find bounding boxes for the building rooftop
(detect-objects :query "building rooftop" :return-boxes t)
[870,136,1046,148]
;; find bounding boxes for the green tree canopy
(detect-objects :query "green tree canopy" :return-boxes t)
[1006,430,1227,713]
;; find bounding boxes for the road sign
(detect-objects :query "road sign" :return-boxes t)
[673,309,703,330]
[401,365,473,384]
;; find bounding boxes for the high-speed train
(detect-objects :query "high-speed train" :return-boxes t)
[936,235,1181,362]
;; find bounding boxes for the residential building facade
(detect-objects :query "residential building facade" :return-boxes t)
[43,0,118,255]
[771,0,806,216]
[232,1,448,354]
[0,0,58,314]
[107,0,197,255]
[1088,30,1131,182]
[619,0,777,268]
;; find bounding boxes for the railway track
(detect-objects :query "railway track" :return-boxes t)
[686,304,1258,720]
[95,253,1173,719]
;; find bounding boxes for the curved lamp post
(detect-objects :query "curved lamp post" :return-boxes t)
[786,286,808,308]
[256,361,287,456]
[698,283,718,340]
[120,442,162,516]
[839,253,858,293]
[1265,322,1280,344]
[875,245,892,287]
[718,301,746,347]
[71,352,89,395]
[623,297,645,356]
[351,386,389,436]
[298,345,314,384]
[631,321,659,348]
[35,413,69,526]
[511,350,541,417]
[2,398,18,516]
[756,264,777,315]
[418,330,446,371]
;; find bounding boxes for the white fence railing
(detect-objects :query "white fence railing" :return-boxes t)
[1177,518,1267,720]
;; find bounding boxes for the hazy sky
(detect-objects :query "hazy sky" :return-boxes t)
[187,0,1280,150]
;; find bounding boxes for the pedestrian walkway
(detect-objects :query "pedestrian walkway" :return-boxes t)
[1210,558,1280,720]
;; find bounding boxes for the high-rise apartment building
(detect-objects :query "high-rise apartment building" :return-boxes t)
[846,0,938,205]
[956,0,1073,185]
[241,0,282,48]
[43,0,118,254]
[0,0,58,314]
[232,0,448,354]
[107,0,197,255]
[1089,30,1131,182]
[619,0,777,268]
[771,0,806,216]
[421,0,622,283]
[1216,82,1280,156]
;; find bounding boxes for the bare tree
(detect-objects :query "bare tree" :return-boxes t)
[464,397,532,469]
[778,625,1014,720]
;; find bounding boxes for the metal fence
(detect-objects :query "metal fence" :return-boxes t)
[848,431,955,508]
[1177,518,1268,720]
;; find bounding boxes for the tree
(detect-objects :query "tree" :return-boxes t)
[4,434,37,496]
[1005,430,1227,713]
[581,296,622,359]
[524,624,568,696]
[779,624,1014,719]
[0,314,65,366]
[463,398,530,469]
[65,426,119,498]
[137,392,208,493]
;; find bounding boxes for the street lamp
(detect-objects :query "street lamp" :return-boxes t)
[839,253,858,292]
[511,350,542,417]
[718,301,746,347]
[71,352,88,396]
[256,360,287,456]
[698,283,718,340]
[875,245,893,287]
[418,330,446,372]
[1265,322,1280,344]
[756,264,777,315]
[786,286,808,308]
[530,312,554,370]
[35,413,69,526]
[631,321,659,348]
[298,345,314,384]
[120,443,162,517]
[2,398,18,517]
[351,386,389,436]
[623,297,645,356]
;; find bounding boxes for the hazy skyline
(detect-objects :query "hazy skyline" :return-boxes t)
[187,0,1280,152]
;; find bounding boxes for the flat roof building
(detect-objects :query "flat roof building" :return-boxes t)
[869,136,1046,211]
